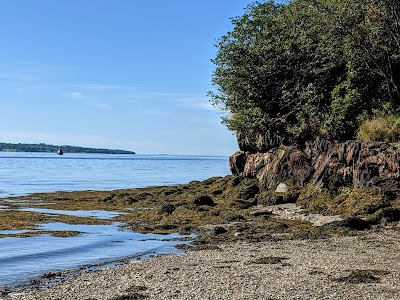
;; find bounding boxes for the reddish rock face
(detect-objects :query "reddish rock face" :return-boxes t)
[230,139,400,192]
[230,147,313,189]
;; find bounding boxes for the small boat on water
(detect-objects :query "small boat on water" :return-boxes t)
[57,148,63,155]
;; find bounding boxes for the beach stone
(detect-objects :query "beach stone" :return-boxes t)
[275,183,288,193]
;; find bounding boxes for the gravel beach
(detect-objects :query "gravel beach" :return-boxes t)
[10,228,400,300]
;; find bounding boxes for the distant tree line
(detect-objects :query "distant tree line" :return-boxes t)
[0,143,135,154]
[209,0,400,148]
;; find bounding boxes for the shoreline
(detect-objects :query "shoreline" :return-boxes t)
[1,176,400,299]
[8,228,400,300]
[3,246,184,296]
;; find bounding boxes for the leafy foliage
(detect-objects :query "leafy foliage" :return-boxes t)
[209,0,400,148]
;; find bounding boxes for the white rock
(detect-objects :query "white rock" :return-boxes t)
[275,183,288,193]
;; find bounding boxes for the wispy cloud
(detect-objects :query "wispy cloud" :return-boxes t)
[66,81,219,114]
[0,73,38,81]
[67,86,216,113]
[192,101,215,111]
[72,83,135,91]
[92,102,111,110]
[64,91,111,110]
[143,109,171,116]
[171,95,217,111]
[65,92,85,99]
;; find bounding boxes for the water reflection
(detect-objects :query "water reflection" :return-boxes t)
[21,208,124,219]
[0,218,192,289]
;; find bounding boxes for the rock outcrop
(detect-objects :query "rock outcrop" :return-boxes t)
[230,139,400,193]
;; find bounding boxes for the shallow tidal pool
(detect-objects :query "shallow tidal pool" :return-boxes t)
[0,207,193,290]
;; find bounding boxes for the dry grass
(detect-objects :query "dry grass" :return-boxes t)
[358,115,400,142]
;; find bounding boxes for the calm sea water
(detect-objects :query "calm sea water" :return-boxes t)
[0,220,193,290]
[0,152,231,197]
[0,152,229,290]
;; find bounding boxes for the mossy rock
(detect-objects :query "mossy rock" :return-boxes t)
[159,202,176,214]
[257,193,284,206]
[161,188,181,196]
[211,226,227,235]
[188,180,201,186]
[192,195,215,207]
[136,192,154,200]
[367,207,400,224]
[333,189,388,216]
[320,217,371,231]
[212,189,223,195]
[238,185,260,200]
[297,186,389,217]
[202,176,223,185]
[221,213,246,222]
[230,176,242,186]
[102,194,116,203]
[171,206,203,222]
[196,205,210,212]
[155,223,179,231]
[256,191,299,206]
[233,199,257,209]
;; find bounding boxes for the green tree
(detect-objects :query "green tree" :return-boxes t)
[209,0,400,148]
[345,0,400,105]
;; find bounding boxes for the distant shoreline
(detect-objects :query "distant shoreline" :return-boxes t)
[0,142,135,155]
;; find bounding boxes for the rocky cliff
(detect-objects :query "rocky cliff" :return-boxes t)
[230,138,400,192]
[229,136,400,221]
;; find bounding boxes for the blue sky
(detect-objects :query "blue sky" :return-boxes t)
[0,0,264,155]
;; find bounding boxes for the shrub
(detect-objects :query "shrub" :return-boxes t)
[358,115,400,143]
